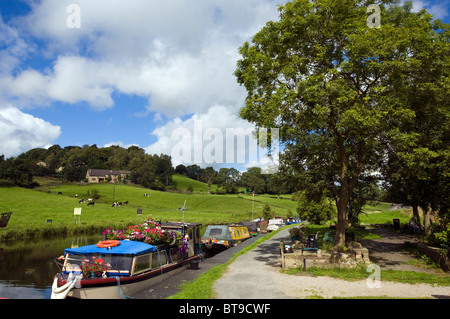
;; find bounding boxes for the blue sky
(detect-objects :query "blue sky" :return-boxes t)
[0,0,449,171]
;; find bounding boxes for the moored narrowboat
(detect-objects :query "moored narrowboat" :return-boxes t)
[51,222,202,299]
[201,224,250,254]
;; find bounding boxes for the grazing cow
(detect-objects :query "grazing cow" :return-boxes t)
[144,193,149,197]
[112,202,121,207]
[79,199,86,203]
[124,201,129,205]
[87,201,95,206]
[57,192,62,195]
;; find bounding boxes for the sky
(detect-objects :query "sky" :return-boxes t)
[0,0,449,171]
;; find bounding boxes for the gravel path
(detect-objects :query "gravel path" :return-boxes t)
[213,227,450,299]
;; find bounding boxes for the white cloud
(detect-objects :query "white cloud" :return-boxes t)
[409,0,449,19]
[1,0,284,115]
[0,105,61,158]
[0,0,286,162]
[104,141,139,149]
[144,105,279,172]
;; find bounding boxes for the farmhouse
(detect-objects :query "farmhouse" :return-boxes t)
[86,169,131,183]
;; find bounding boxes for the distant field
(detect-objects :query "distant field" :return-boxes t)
[359,202,412,225]
[0,176,297,231]
[0,175,412,233]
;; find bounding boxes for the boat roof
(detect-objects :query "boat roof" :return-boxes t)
[161,222,202,228]
[64,240,157,256]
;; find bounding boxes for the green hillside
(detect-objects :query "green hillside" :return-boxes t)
[172,174,217,193]
[0,176,412,242]
[0,179,297,231]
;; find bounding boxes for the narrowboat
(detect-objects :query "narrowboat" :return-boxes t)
[51,222,202,299]
[201,224,250,254]
[267,217,285,231]
[286,217,302,225]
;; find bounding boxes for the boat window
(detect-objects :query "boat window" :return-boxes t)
[187,227,194,240]
[64,254,133,275]
[152,250,168,268]
[133,251,170,275]
[169,247,183,262]
[133,254,152,274]
[194,227,200,243]
[209,228,222,236]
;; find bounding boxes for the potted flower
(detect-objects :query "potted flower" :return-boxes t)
[81,257,106,278]
[102,222,184,253]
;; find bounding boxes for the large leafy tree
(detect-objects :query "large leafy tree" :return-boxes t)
[235,0,449,248]
[380,5,450,226]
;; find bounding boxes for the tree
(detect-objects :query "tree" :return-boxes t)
[175,164,188,175]
[0,157,33,186]
[234,0,448,248]
[241,167,266,194]
[215,167,240,194]
[380,4,450,227]
[186,164,203,181]
[262,203,274,220]
[293,190,336,225]
[201,167,217,194]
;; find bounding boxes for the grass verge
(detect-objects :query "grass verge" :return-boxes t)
[284,266,450,287]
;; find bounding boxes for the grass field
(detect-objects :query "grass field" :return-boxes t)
[0,175,297,231]
[0,175,412,241]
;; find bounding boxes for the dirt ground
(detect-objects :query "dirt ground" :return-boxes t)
[361,226,444,274]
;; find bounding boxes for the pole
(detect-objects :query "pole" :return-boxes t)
[112,181,116,203]
[182,200,186,225]
[252,191,255,220]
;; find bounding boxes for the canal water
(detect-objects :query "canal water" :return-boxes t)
[0,235,101,299]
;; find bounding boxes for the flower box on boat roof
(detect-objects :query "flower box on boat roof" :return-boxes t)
[64,240,157,256]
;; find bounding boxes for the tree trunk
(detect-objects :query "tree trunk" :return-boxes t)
[334,191,349,249]
[421,205,432,234]
[333,137,365,250]
[412,205,421,225]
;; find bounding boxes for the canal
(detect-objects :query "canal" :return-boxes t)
[0,235,101,299]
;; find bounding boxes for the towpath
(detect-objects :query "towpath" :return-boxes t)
[134,232,265,299]
[213,227,450,299]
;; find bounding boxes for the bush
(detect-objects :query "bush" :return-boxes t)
[293,190,336,225]
[289,226,305,242]
[262,203,274,220]
[88,188,100,200]
[428,220,449,249]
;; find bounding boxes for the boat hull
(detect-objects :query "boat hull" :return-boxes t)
[58,256,198,299]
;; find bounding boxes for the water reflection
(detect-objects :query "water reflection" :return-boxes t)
[0,235,101,299]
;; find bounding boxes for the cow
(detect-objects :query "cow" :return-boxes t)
[87,201,95,206]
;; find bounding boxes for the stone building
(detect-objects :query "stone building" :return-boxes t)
[86,169,131,183]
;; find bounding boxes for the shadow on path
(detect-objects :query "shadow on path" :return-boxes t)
[362,227,441,274]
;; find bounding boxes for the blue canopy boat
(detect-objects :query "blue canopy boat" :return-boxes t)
[51,223,202,299]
